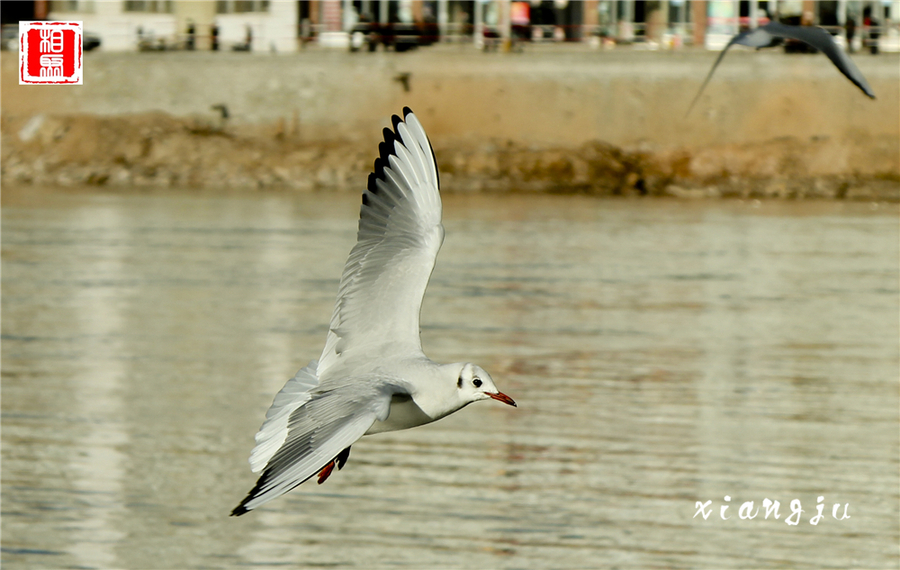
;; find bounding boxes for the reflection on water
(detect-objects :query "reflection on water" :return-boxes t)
[2,187,898,569]
[66,205,128,568]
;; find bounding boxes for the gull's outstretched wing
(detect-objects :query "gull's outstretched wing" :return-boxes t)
[685,28,775,118]
[318,108,443,375]
[232,382,392,515]
[686,22,875,118]
[246,361,321,474]
[761,22,875,99]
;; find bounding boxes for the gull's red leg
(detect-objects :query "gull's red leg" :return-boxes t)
[317,460,336,484]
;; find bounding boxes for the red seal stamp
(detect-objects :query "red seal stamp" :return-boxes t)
[19,21,83,85]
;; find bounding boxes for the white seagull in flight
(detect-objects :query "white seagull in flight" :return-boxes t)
[232,108,516,516]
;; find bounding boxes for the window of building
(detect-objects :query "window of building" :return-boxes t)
[216,1,270,14]
[123,1,174,13]
[50,1,95,13]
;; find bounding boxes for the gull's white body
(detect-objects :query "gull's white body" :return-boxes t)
[232,109,515,516]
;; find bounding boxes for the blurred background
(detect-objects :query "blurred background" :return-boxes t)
[2,1,899,569]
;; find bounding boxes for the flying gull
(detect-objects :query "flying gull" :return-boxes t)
[686,20,876,117]
[232,108,517,516]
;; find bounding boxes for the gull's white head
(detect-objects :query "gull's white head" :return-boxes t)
[457,362,516,407]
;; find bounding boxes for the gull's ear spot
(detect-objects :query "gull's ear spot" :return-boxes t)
[457,376,463,389]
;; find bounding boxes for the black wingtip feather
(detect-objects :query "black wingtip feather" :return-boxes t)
[231,483,262,516]
[371,123,401,190]
[231,477,266,517]
[378,136,394,165]
[382,127,396,147]
[366,172,378,196]
[367,108,439,196]
[231,465,314,517]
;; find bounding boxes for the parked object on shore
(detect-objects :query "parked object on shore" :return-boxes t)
[686,21,876,117]
[231,108,516,516]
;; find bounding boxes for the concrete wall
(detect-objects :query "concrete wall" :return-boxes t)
[2,47,898,153]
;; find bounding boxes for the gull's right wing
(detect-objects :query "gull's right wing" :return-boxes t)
[762,22,875,99]
[232,382,392,515]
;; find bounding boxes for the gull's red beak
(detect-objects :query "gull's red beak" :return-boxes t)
[487,391,517,407]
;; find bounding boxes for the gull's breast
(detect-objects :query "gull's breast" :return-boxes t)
[365,393,434,435]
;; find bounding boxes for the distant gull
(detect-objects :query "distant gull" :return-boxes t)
[686,21,876,117]
[232,108,517,516]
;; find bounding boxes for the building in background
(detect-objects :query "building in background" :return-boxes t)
[14,0,298,52]
[1,0,896,52]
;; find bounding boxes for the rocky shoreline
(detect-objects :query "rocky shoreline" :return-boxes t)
[2,112,898,201]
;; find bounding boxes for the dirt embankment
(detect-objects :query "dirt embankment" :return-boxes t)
[1,49,898,199]
[2,111,897,200]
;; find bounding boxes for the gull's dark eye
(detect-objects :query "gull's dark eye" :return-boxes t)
[473,378,482,388]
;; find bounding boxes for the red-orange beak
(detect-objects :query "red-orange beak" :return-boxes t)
[487,391,517,407]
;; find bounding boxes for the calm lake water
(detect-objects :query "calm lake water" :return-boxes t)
[2,186,898,569]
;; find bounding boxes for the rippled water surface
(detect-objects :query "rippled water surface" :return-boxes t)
[2,187,898,569]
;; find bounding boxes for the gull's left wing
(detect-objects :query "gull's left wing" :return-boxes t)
[317,108,444,376]
[686,22,875,117]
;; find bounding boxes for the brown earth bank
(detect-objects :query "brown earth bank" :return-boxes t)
[2,111,897,200]
[2,49,898,199]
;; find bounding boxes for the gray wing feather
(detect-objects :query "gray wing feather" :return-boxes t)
[235,383,391,513]
[403,113,440,191]
[248,360,320,473]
